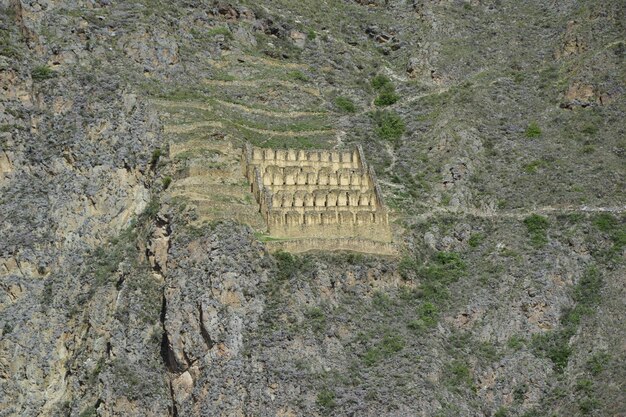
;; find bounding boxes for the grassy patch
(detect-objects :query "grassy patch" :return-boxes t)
[371,74,391,90]
[494,407,508,417]
[334,96,357,113]
[445,360,473,389]
[525,122,542,138]
[205,26,232,38]
[586,352,610,375]
[468,233,484,248]
[305,306,326,334]
[288,70,309,82]
[523,159,548,173]
[523,214,549,247]
[507,335,525,350]
[593,213,625,253]
[363,333,405,366]
[31,65,56,81]
[408,301,439,331]
[316,388,336,410]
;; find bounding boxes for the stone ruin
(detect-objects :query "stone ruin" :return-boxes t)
[242,144,395,254]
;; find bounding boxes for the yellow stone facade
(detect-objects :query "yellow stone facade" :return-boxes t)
[242,144,394,254]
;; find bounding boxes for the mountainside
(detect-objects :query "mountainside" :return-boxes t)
[0,0,624,416]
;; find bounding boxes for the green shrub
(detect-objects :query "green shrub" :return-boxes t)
[206,26,232,38]
[371,74,391,90]
[289,70,309,82]
[372,291,392,311]
[573,266,602,306]
[275,251,311,281]
[162,176,172,189]
[334,96,357,113]
[468,233,484,248]
[316,389,336,409]
[445,360,473,388]
[575,378,593,393]
[31,65,55,81]
[532,331,572,372]
[364,333,405,366]
[407,302,439,333]
[523,159,547,173]
[507,335,525,350]
[140,197,160,221]
[424,252,466,281]
[581,124,598,135]
[305,306,326,333]
[494,407,508,417]
[593,213,616,232]
[372,110,405,141]
[307,29,316,40]
[374,84,400,106]
[525,122,541,138]
[398,255,419,280]
[578,398,598,414]
[79,407,97,417]
[150,148,162,165]
[586,352,610,375]
[523,214,549,247]
[531,269,602,372]
[513,384,528,402]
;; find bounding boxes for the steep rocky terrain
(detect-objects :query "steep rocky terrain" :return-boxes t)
[0,0,624,416]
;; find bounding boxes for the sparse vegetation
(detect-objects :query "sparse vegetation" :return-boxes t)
[363,333,405,366]
[206,26,232,38]
[162,176,172,189]
[407,301,438,331]
[372,110,405,141]
[494,407,508,417]
[586,352,610,375]
[289,70,309,82]
[31,65,55,81]
[334,96,357,113]
[523,214,549,247]
[445,360,473,389]
[316,388,336,409]
[532,266,603,372]
[305,306,326,333]
[507,335,525,350]
[468,233,484,248]
[371,74,391,90]
[150,148,162,165]
[525,122,542,138]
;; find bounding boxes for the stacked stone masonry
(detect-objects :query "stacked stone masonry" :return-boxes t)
[242,144,393,250]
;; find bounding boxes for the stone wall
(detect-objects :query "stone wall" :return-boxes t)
[242,144,393,251]
[266,238,397,256]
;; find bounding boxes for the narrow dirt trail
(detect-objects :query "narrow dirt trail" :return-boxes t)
[399,205,626,222]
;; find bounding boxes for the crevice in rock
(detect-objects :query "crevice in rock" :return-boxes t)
[159,295,180,373]
[198,304,215,350]
[159,292,179,417]
[169,378,178,417]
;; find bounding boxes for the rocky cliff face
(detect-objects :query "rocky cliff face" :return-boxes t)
[0,1,624,416]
